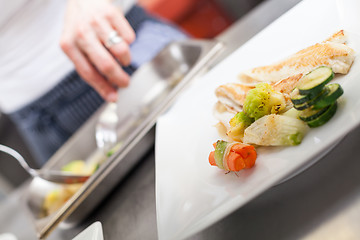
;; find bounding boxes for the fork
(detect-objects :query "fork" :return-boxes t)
[0,144,89,184]
[95,102,119,153]
[95,64,138,153]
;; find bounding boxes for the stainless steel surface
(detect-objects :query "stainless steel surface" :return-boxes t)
[214,0,263,20]
[97,38,223,151]
[0,144,89,184]
[23,39,223,239]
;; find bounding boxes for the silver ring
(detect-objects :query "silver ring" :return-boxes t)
[105,30,123,48]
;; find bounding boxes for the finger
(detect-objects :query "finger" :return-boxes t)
[106,9,135,44]
[92,17,131,66]
[76,29,130,89]
[61,41,118,101]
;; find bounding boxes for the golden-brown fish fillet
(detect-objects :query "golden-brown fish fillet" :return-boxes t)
[213,101,236,131]
[324,29,347,43]
[215,73,302,112]
[272,73,303,109]
[215,83,254,112]
[272,73,303,94]
[238,30,355,84]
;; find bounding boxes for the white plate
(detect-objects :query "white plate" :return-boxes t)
[155,0,360,239]
[72,222,103,240]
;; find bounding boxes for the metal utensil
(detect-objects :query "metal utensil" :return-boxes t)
[95,102,118,152]
[95,64,138,153]
[0,144,89,184]
[94,44,193,152]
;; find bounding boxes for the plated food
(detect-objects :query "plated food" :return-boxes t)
[155,1,360,238]
[237,30,355,85]
[210,30,355,172]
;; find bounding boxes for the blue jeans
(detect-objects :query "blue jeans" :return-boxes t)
[9,6,187,166]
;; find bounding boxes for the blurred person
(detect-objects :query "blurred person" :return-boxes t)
[0,0,187,165]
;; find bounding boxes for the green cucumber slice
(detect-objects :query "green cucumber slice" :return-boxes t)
[299,105,329,122]
[293,92,323,110]
[313,83,343,109]
[214,140,228,169]
[290,88,312,105]
[297,66,334,97]
[306,102,338,128]
[293,101,313,110]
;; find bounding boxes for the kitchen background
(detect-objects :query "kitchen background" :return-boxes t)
[0,0,265,197]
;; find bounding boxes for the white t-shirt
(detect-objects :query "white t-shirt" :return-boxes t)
[0,0,135,113]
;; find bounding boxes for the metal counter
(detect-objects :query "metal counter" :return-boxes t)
[2,0,360,239]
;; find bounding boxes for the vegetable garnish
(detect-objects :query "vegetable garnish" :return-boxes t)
[227,83,286,142]
[312,83,343,109]
[244,83,286,120]
[243,114,309,146]
[227,112,254,142]
[290,67,342,127]
[209,141,257,172]
[296,66,334,97]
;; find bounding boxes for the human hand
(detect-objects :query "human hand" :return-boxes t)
[60,0,135,102]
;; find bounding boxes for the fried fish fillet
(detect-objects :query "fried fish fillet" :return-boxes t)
[215,73,303,112]
[238,30,355,85]
[213,101,236,131]
[215,83,253,112]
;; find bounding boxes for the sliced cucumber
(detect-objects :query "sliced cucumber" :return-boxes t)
[297,66,334,97]
[214,140,228,169]
[293,93,322,110]
[290,88,312,105]
[313,83,343,109]
[299,105,329,122]
[294,103,311,111]
[293,101,313,110]
[306,102,338,128]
